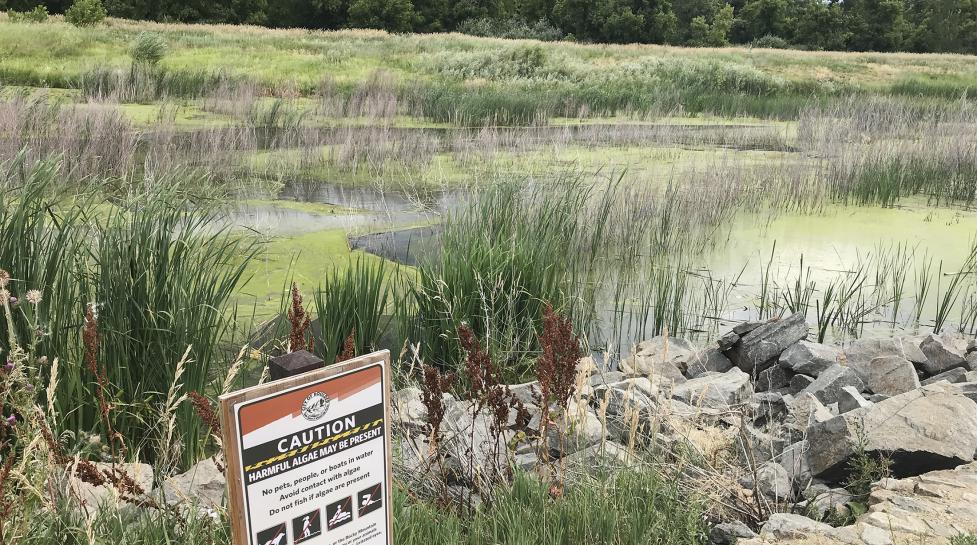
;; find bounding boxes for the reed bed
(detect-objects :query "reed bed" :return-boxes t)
[0,160,258,467]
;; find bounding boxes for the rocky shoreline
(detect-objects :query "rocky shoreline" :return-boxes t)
[393,313,977,544]
[83,314,977,544]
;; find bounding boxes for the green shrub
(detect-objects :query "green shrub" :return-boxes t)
[129,32,168,66]
[64,0,107,27]
[752,34,790,49]
[8,5,49,23]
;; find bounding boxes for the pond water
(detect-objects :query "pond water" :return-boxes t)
[229,179,977,352]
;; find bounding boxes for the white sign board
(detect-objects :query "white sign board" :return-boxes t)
[220,351,393,545]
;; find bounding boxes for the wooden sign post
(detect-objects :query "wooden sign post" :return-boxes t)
[220,350,393,545]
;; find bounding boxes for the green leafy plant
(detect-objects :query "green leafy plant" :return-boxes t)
[8,5,48,23]
[64,0,107,27]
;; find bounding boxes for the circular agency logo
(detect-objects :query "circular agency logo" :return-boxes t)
[301,392,330,421]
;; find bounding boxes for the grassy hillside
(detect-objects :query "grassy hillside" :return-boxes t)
[2,15,976,122]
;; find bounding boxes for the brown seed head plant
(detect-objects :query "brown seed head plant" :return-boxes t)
[420,364,455,453]
[287,282,311,353]
[457,324,519,497]
[336,329,356,363]
[188,391,221,439]
[534,304,581,463]
[83,303,126,461]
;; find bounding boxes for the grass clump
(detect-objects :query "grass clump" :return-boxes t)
[401,179,612,380]
[394,470,708,545]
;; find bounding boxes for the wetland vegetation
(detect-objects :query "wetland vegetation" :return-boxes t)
[2,12,977,544]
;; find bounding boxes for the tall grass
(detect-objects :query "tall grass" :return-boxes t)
[400,178,614,379]
[394,469,708,545]
[0,161,259,467]
[312,256,392,364]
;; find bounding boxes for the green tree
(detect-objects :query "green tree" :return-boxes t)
[687,2,733,45]
[793,0,849,50]
[909,0,977,54]
[64,0,107,26]
[348,0,414,31]
[737,0,791,43]
[846,0,908,52]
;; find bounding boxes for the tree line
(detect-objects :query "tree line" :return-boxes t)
[5,0,977,54]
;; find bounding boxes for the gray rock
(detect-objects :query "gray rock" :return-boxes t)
[776,440,813,489]
[847,355,919,396]
[623,336,697,377]
[710,521,758,545]
[806,487,853,520]
[734,321,765,335]
[920,333,969,375]
[545,409,605,456]
[838,385,873,414]
[68,462,154,515]
[800,364,865,405]
[921,367,969,386]
[686,347,734,377]
[759,513,834,540]
[671,368,753,409]
[589,371,625,388]
[756,365,791,392]
[786,392,834,430]
[968,352,977,371]
[392,386,427,428]
[805,383,977,482]
[779,341,842,377]
[594,379,658,417]
[844,337,927,367]
[789,374,815,394]
[740,424,788,464]
[756,461,795,501]
[513,451,539,470]
[752,391,788,422]
[561,441,634,469]
[163,457,225,511]
[726,313,809,373]
[508,381,540,406]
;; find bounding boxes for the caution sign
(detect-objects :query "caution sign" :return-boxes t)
[220,351,392,545]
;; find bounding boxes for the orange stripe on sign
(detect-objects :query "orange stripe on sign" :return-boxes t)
[238,366,381,436]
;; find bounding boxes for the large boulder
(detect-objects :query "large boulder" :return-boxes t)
[786,392,833,430]
[919,333,970,376]
[844,337,927,367]
[756,365,790,392]
[847,355,919,396]
[68,461,154,515]
[621,336,696,379]
[758,513,835,541]
[921,367,969,386]
[755,461,794,501]
[671,368,753,409]
[686,347,734,377]
[800,364,865,405]
[726,313,808,374]
[779,341,842,378]
[163,457,225,511]
[392,386,427,429]
[805,383,977,482]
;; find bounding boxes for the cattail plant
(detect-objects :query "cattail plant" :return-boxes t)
[287,283,312,353]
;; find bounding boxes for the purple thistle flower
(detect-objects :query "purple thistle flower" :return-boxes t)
[2,361,12,373]
[4,415,15,426]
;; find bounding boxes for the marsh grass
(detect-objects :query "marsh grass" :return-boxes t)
[312,255,392,364]
[394,469,707,545]
[0,161,259,468]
